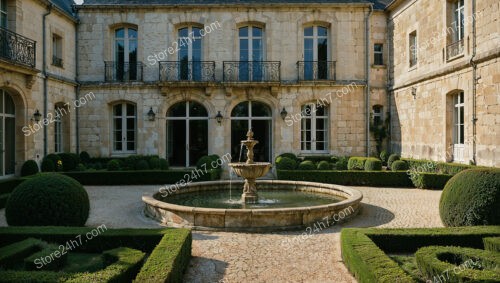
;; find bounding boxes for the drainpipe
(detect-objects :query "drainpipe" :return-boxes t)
[470,0,477,164]
[42,3,53,157]
[74,8,80,154]
[365,4,373,157]
[386,16,392,153]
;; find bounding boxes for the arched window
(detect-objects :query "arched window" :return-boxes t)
[114,27,138,81]
[178,26,203,80]
[231,101,272,162]
[0,89,15,176]
[112,102,136,153]
[453,91,465,162]
[239,25,264,81]
[304,25,329,80]
[166,101,208,167]
[301,103,329,153]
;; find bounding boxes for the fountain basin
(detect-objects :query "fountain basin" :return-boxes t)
[143,180,363,231]
[228,162,271,179]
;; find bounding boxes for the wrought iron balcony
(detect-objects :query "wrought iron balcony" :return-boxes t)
[223,61,280,82]
[297,61,336,81]
[0,27,36,68]
[446,39,464,60]
[159,61,215,82]
[104,61,144,82]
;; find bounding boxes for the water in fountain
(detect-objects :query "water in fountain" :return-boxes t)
[238,143,245,162]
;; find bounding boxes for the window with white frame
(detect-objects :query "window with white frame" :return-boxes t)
[304,25,329,80]
[112,103,136,153]
[452,0,465,43]
[52,34,63,67]
[373,105,383,126]
[178,26,202,80]
[374,44,384,66]
[301,103,329,153]
[0,0,7,28]
[409,31,417,67]
[454,92,465,145]
[54,105,63,153]
[239,25,264,81]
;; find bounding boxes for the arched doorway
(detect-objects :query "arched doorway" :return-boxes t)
[231,101,272,162]
[166,101,208,167]
[0,89,15,176]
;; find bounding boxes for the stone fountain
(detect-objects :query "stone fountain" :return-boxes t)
[228,129,272,203]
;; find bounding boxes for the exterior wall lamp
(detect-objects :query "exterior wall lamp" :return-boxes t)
[215,111,223,125]
[280,107,288,120]
[411,87,417,99]
[147,107,156,121]
[33,109,42,122]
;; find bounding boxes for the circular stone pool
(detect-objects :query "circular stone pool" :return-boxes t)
[142,180,363,231]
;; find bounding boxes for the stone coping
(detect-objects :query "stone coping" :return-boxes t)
[142,180,363,231]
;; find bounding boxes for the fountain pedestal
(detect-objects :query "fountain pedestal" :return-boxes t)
[242,178,258,203]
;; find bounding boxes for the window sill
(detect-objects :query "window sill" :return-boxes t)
[372,64,386,69]
[408,65,417,72]
[446,53,464,62]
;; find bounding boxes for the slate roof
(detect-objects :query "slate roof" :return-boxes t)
[80,0,392,10]
[50,0,77,19]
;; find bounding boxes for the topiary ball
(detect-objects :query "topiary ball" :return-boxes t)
[107,159,122,171]
[197,155,217,170]
[5,173,89,226]
[335,157,349,170]
[149,157,160,169]
[439,169,500,227]
[59,153,77,171]
[364,158,382,171]
[159,158,169,170]
[136,160,150,170]
[317,160,330,170]
[276,157,296,170]
[387,154,400,168]
[41,158,55,172]
[45,154,62,171]
[21,160,39,177]
[79,151,91,164]
[380,150,390,165]
[298,160,316,170]
[391,160,409,171]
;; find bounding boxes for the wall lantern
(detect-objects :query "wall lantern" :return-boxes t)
[280,107,288,120]
[215,111,223,125]
[411,87,417,99]
[33,109,42,122]
[147,107,156,121]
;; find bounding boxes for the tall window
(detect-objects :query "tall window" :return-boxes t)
[112,103,136,153]
[54,105,63,153]
[115,27,138,80]
[239,26,263,81]
[301,103,329,153]
[304,26,328,80]
[178,26,202,81]
[0,89,15,176]
[409,31,417,67]
[374,44,384,66]
[52,34,63,67]
[0,0,7,28]
[446,0,465,59]
[453,92,465,162]
[372,105,383,126]
[452,0,465,43]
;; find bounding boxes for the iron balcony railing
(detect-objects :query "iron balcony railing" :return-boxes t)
[223,61,280,82]
[52,56,63,67]
[159,61,216,82]
[0,26,36,68]
[446,39,464,60]
[297,61,336,81]
[105,61,144,82]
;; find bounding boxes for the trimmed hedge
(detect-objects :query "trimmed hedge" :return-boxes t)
[20,160,39,177]
[24,242,67,271]
[41,158,56,172]
[347,157,368,170]
[483,237,500,252]
[410,172,453,190]
[298,160,316,170]
[63,170,221,185]
[107,159,122,171]
[402,158,477,175]
[415,246,500,282]
[79,151,91,164]
[0,178,25,195]
[391,160,408,171]
[335,156,349,170]
[341,226,500,283]
[276,157,296,170]
[380,150,389,166]
[364,158,382,171]
[387,154,400,168]
[0,238,44,267]
[317,160,330,170]
[59,153,80,172]
[136,160,150,170]
[440,168,500,227]
[277,170,413,187]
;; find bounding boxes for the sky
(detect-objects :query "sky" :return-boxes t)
[74,0,83,4]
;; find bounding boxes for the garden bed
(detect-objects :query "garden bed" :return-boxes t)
[0,227,192,282]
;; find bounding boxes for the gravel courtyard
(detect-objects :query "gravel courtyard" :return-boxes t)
[0,185,443,283]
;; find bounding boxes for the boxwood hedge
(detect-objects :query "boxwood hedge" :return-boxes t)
[347,157,368,170]
[483,237,500,252]
[410,172,453,190]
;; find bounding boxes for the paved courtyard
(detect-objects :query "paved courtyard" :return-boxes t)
[0,185,443,283]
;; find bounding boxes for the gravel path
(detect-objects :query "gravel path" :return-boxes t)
[0,185,443,283]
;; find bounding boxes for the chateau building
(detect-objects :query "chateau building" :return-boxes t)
[0,0,498,177]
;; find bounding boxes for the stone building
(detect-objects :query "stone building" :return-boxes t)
[1,0,498,178]
[0,0,77,177]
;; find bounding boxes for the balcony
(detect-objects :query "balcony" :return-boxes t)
[104,61,143,82]
[297,61,336,81]
[0,27,36,68]
[223,61,280,83]
[159,61,215,82]
[446,39,464,60]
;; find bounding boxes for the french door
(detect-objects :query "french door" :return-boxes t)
[0,90,15,177]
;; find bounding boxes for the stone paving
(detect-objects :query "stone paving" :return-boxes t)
[0,185,443,283]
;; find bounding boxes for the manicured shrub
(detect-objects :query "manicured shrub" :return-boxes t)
[298,160,316,170]
[415,246,500,282]
[347,157,368,170]
[20,160,39,177]
[387,154,400,168]
[107,159,122,171]
[75,163,87,172]
[440,169,500,227]
[410,172,453,190]
[276,157,296,170]
[379,150,390,166]
[41,157,55,172]
[303,156,332,163]
[159,158,169,170]
[124,155,142,170]
[276,153,298,162]
[335,156,349,170]
[136,160,150,170]
[24,242,67,270]
[0,238,44,267]
[5,173,90,226]
[436,162,474,175]
[391,160,408,171]
[45,154,61,170]
[79,151,91,164]
[364,158,382,171]
[59,153,79,171]
[196,155,218,170]
[317,160,330,170]
[149,157,160,169]
[484,237,500,252]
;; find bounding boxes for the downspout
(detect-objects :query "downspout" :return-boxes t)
[74,7,80,154]
[386,16,392,153]
[42,3,53,157]
[470,0,477,164]
[365,4,373,156]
